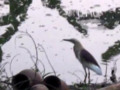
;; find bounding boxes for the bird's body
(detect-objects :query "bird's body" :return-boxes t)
[80,49,102,75]
[63,38,102,83]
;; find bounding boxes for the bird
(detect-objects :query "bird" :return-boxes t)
[63,38,102,83]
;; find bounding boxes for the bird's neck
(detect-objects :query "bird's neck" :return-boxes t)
[73,43,83,58]
[73,44,83,59]
[74,43,83,51]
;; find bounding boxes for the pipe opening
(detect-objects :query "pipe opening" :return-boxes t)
[12,74,30,89]
[44,76,61,90]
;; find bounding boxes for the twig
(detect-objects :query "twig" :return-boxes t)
[18,37,49,75]
[32,56,46,77]
[25,31,39,72]
[42,72,54,79]
[38,44,56,76]
[15,31,56,76]
[15,31,39,72]
[9,54,20,76]
[0,62,8,72]
[19,46,36,66]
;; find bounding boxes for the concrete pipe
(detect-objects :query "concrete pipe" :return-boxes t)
[44,75,69,90]
[12,69,42,90]
[30,84,49,90]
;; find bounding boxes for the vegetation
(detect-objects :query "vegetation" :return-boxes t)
[41,0,87,35]
[102,40,120,62]
[0,0,32,89]
[0,61,10,90]
[0,0,32,62]
[100,8,120,29]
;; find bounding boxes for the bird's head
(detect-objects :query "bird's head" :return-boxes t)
[63,38,83,49]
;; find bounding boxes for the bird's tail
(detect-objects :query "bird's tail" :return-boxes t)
[89,64,102,75]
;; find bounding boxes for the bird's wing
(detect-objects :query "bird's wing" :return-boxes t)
[80,49,100,67]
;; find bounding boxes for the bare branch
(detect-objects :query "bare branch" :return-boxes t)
[19,46,36,66]
[15,31,39,72]
[9,54,20,76]
[38,44,56,76]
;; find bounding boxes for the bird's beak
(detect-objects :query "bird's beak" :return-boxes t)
[62,39,71,42]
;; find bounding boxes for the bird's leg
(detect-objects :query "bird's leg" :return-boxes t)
[84,68,87,84]
[88,69,90,84]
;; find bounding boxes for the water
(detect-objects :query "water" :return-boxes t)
[1,0,120,85]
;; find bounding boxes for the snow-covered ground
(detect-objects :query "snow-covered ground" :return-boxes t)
[1,0,120,84]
